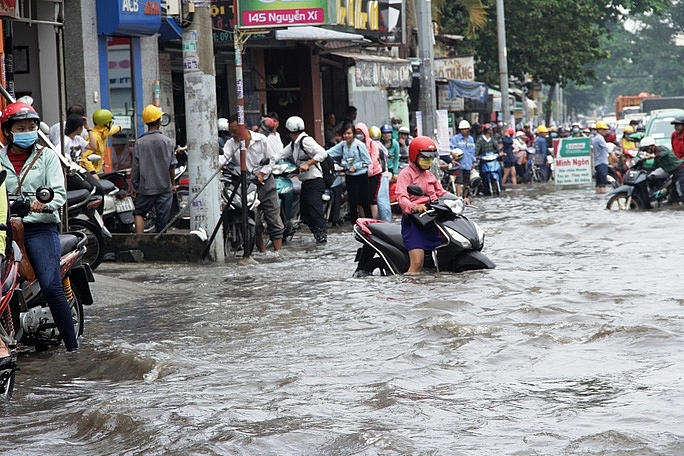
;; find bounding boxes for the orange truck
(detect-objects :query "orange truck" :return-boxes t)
[615,93,660,119]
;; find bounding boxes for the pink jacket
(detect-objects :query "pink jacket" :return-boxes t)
[396,163,447,214]
[356,122,383,177]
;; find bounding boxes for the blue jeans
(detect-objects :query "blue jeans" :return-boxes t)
[23,223,78,351]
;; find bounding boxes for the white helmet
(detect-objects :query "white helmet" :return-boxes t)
[639,136,656,149]
[217,118,229,132]
[451,148,464,159]
[285,116,305,133]
[458,120,471,130]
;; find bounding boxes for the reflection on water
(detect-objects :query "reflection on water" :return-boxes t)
[3,186,684,454]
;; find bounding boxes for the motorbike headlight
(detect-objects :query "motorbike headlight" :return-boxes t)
[473,221,485,246]
[443,197,464,215]
[445,226,472,249]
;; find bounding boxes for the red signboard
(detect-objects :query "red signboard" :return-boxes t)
[0,0,18,19]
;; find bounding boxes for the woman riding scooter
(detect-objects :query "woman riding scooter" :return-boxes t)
[395,136,447,273]
[0,102,78,352]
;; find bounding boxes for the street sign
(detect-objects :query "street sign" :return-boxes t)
[554,137,592,186]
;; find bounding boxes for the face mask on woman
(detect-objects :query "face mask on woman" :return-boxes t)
[12,131,38,149]
[355,134,365,142]
[418,157,434,170]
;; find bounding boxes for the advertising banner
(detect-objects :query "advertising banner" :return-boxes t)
[238,0,328,28]
[331,0,404,44]
[435,57,475,82]
[0,0,18,19]
[554,137,592,186]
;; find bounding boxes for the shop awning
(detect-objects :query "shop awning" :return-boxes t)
[447,79,488,103]
[275,26,366,42]
[331,52,413,88]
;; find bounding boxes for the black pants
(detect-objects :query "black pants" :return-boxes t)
[300,178,327,239]
[346,173,371,222]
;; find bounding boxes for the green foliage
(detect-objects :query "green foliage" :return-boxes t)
[440,0,671,120]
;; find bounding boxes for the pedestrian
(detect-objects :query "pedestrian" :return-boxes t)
[131,105,177,233]
[57,113,104,199]
[522,123,535,147]
[670,116,684,159]
[450,120,476,199]
[380,124,400,181]
[356,123,383,219]
[280,116,329,243]
[80,108,122,178]
[513,130,528,181]
[592,121,612,194]
[327,122,372,223]
[0,101,78,352]
[640,136,684,204]
[369,125,392,222]
[49,103,87,146]
[324,112,340,149]
[501,128,517,186]
[224,115,284,253]
[395,136,447,273]
[534,125,551,181]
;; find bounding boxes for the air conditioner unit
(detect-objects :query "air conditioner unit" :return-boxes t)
[161,0,180,16]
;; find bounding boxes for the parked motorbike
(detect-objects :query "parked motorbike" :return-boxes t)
[323,162,347,226]
[220,164,260,256]
[606,156,672,210]
[98,169,136,233]
[66,186,109,270]
[272,160,300,242]
[353,186,495,276]
[0,183,94,399]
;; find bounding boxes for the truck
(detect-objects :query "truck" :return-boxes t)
[640,96,684,115]
[615,93,659,119]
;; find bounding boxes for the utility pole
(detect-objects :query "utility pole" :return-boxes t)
[416,0,437,139]
[496,0,510,126]
[182,2,224,260]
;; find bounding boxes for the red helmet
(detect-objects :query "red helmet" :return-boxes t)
[1,102,40,128]
[408,136,438,163]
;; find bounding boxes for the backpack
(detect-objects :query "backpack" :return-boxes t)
[294,134,335,188]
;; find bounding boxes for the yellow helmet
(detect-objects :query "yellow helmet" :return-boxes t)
[623,125,634,134]
[595,121,609,130]
[536,125,548,134]
[368,125,382,140]
[142,104,163,124]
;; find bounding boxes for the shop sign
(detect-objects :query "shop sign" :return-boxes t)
[237,0,328,28]
[437,84,464,111]
[0,0,18,19]
[435,57,474,82]
[331,0,404,44]
[97,0,162,36]
[354,59,412,88]
[554,137,592,186]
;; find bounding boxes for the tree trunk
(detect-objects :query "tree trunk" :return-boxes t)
[544,84,555,127]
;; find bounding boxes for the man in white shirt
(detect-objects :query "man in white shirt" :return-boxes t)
[223,115,284,252]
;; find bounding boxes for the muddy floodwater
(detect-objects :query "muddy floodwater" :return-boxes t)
[2,185,684,455]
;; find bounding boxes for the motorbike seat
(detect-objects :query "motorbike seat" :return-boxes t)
[67,189,91,208]
[367,223,407,251]
[99,179,116,193]
[59,233,80,256]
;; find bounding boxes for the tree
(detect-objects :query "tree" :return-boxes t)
[440,0,671,124]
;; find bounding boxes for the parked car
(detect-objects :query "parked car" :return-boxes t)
[644,109,684,150]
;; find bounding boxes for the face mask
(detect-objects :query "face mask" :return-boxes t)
[392,123,401,129]
[572,128,579,133]
[418,157,433,169]
[12,131,38,149]
[551,132,558,138]
[355,134,365,141]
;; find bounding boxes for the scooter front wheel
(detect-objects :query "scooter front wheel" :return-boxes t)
[69,219,105,270]
[606,193,641,211]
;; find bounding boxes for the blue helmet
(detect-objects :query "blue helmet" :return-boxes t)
[380,124,393,134]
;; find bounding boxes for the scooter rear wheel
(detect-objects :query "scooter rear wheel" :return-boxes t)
[69,219,105,270]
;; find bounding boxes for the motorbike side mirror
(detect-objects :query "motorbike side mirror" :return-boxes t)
[35,186,54,204]
[39,122,50,136]
[84,154,102,163]
[407,185,425,196]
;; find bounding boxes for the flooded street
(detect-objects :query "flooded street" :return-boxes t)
[2,185,684,455]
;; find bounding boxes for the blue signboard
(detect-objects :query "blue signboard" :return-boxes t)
[97,0,162,36]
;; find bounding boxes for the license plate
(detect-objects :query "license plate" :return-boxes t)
[115,196,135,213]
